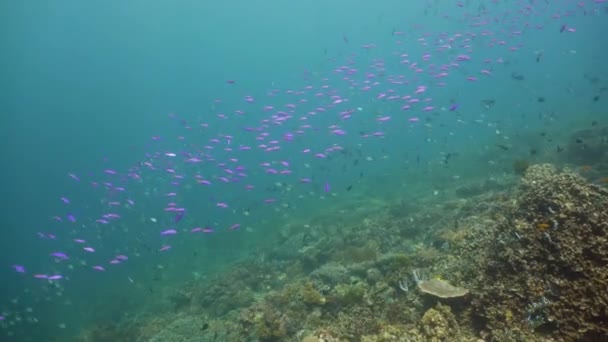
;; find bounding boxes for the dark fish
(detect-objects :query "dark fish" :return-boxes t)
[511,72,525,81]
[560,24,567,33]
[592,121,598,127]
[537,97,545,103]
[346,185,353,191]
[443,153,452,165]
[481,99,495,109]
[575,138,584,144]
[593,95,600,102]
[536,52,543,63]
[496,144,510,151]
[556,145,564,153]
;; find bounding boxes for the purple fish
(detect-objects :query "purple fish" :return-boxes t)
[67,213,76,222]
[12,265,26,273]
[324,181,331,193]
[449,103,459,111]
[174,210,185,222]
[50,252,69,260]
[160,229,177,236]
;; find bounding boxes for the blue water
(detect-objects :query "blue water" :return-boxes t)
[1,0,607,340]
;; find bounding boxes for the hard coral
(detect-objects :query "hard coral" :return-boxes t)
[473,164,608,340]
[419,303,460,342]
[417,279,469,299]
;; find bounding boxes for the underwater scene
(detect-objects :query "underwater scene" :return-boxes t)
[1,0,608,341]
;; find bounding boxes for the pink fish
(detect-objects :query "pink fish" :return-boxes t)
[160,229,178,236]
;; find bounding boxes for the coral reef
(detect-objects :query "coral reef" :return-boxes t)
[471,164,608,340]
[75,160,608,341]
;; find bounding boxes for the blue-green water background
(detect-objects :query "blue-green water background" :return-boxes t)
[1,0,607,340]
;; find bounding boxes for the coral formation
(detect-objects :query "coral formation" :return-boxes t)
[75,160,608,341]
[472,164,608,340]
[417,279,469,299]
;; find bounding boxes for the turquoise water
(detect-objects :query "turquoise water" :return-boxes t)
[1,1,607,341]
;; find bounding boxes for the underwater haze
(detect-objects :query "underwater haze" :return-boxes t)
[1,0,608,341]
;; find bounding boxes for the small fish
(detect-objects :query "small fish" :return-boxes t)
[174,211,185,222]
[346,185,353,191]
[510,72,525,81]
[444,153,452,165]
[50,252,69,260]
[13,265,26,273]
[324,181,331,193]
[160,229,178,236]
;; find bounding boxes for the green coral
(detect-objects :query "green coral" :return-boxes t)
[301,282,326,306]
[334,282,367,306]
